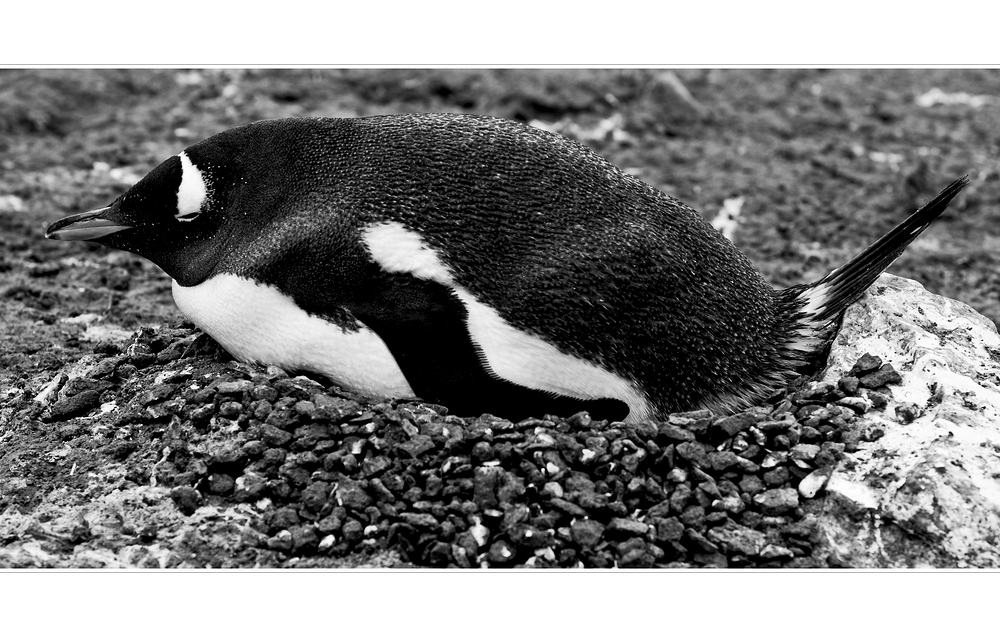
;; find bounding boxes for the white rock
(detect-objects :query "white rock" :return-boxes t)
[812,274,1000,567]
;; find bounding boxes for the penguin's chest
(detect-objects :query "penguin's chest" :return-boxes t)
[171,274,415,398]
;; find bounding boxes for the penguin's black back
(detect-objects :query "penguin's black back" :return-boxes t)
[193,114,786,415]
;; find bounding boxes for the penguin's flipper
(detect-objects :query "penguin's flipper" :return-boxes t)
[789,175,969,325]
[347,272,629,422]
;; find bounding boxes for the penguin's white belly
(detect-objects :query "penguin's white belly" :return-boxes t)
[171,275,416,398]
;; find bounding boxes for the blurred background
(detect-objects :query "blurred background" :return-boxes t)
[2,68,999,390]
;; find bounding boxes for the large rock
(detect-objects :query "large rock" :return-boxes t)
[810,274,1000,567]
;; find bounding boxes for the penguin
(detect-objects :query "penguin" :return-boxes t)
[45,113,969,424]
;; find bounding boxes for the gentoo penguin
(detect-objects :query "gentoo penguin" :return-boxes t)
[46,114,968,423]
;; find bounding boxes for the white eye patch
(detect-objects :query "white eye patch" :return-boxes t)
[176,151,208,222]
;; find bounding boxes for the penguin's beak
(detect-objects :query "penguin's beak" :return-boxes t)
[45,207,132,241]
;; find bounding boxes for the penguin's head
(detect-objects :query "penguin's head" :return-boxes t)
[46,119,321,285]
[46,137,246,284]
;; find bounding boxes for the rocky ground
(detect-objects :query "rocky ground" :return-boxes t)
[2,69,999,568]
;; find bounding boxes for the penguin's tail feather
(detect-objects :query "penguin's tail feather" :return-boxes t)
[781,174,969,332]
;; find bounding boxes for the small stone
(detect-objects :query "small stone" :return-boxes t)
[656,518,684,542]
[473,467,503,509]
[666,410,713,434]
[471,441,494,463]
[712,496,746,515]
[398,435,435,458]
[618,548,655,568]
[734,457,761,474]
[895,401,922,424]
[760,544,795,560]
[684,528,718,553]
[570,519,606,547]
[170,486,202,515]
[550,498,588,518]
[835,376,859,397]
[260,425,293,447]
[217,380,253,395]
[798,465,835,499]
[267,529,294,551]
[336,480,372,510]
[866,390,889,409]
[675,441,709,466]
[706,520,767,556]
[738,474,766,496]
[707,451,739,472]
[424,541,452,566]
[623,420,658,441]
[836,396,869,414]
[48,390,100,420]
[487,539,515,564]
[657,423,696,443]
[542,482,564,498]
[361,455,392,478]
[606,518,649,538]
[790,444,821,462]
[300,482,331,511]
[342,519,364,542]
[753,488,799,515]
[679,505,706,528]
[400,512,439,531]
[290,526,319,553]
[509,524,549,549]
[711,412,757,438]
[665,468,688,483]
[858,364,903,388]
[566,411,592,428]
[849,353,882,376]
[265,506,301,532]
[218,400,243,419]
[294,400,316,419]
[761,451,787,469]
[207,473,235,495]
[762,467,790,486]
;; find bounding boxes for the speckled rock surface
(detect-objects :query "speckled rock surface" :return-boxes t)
[813,273,1000,567]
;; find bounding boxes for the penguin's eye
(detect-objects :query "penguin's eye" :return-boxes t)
[175,151,208,223]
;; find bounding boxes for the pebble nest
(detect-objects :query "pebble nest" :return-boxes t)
[15,322,903,568]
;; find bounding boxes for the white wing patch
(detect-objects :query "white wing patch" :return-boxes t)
[171,274,415,398]
[361,221,651,422]
[176,151,208,222]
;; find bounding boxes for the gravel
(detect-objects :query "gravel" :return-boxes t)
[9,321,907,568]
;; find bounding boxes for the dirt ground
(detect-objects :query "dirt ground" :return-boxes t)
[1,69,998,568]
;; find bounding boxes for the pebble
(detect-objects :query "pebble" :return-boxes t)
[706,520,767,556]
[858,364,903,388]
[336,480,373,510]
[339,520,362,543]
[895,402,922,423]
[207,473,235,495]
[267,529,294,551]
[569,519,605,547]
[94,325,895,568]
[753,488,800,515]
[169,486,202,515]
[217,380,253,395]
[849,353,882,376]
[607,517,649,538]
[655,518,684,542]
[798,465,835,499]
[487,540,515,564]
[711,412,757,438]
[48,390,101,420]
